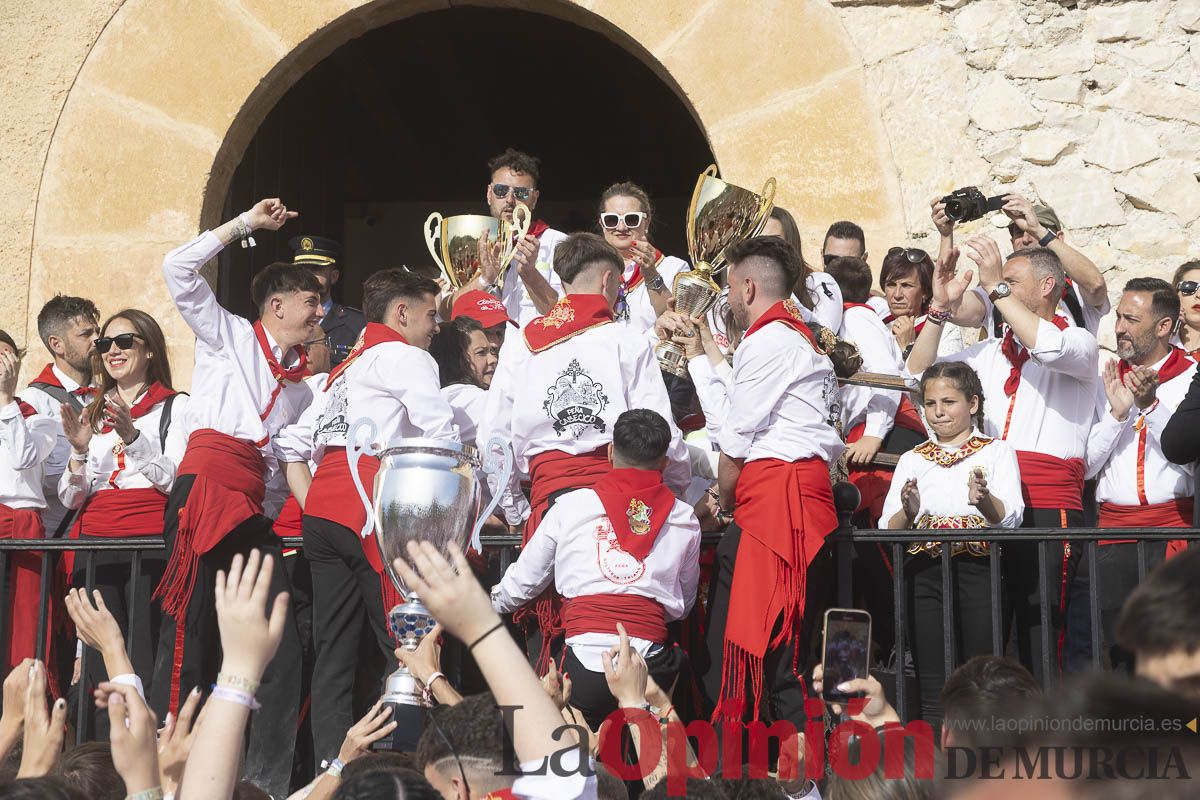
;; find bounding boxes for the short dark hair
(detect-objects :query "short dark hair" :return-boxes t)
[362,268,440,324]
[0,329,24,359]
[920,361,986,430]
[824,221,865,252]
[941,655,1039,730]
[487,148,541,186]
[595,762,630,800]
[726,235,802,300]
[879,250,933,308]
[613,409,671,467]
[249,262,322,312]
[428,319,480,388]
[37,294,99,349]
[1006,246,1064,294]
[553,232,623,285]
[416,692,515,775]
[340,751,418,785]
[825,256,873,304]
[0,776,88,800]
[332,768,439,800]
[1116,546,1200,659]
[50,742,123,800]
[1123,276,1180,325]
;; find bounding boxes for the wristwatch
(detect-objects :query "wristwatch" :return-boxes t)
[988,282,1012,302]
[646,274,666,292]
[1038,229,1057,247]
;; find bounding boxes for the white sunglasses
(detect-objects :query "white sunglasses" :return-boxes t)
[599,212,647,230]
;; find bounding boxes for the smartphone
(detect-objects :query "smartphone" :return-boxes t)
[821,608,872,702]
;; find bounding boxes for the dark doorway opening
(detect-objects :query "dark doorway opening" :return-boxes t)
[218,5,715,316]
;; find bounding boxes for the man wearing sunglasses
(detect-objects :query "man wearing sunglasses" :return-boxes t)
[461,148,566,326]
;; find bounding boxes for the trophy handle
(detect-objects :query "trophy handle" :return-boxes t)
[423,213,448,284]
[470,437,514,553]
[752,177,777,237]
[686,164,720,265]
[347,417,379,540]
[499,202,532,272]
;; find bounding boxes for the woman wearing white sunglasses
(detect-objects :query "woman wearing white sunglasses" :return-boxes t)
[597,182,690,333]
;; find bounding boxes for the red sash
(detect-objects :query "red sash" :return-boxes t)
[522,295,614,352]
[305,448,384,571]
[99,383,176,434]
[716,457,837,723]
[592,468,674,562]
[1000,316,1068,397]
[562,594,667,643]
[744,300,823,352]
[0,504,48,673]
[274,494,303,538]
[1015,451,1084,511]
[30,363,96,399]
[253,321,309,425]
[1098,498,1193,555]
[66,487,167,573]
[153,430,265,620]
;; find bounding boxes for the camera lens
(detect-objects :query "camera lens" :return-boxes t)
[944,200,964,221]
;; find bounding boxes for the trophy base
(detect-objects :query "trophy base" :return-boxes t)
[369,700,426,752]
[655,340,689,378]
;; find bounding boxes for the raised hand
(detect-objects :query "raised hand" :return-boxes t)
[337,702,397,765]
[1002,194,1043,238]
[16,661,66,778]
[930,195,955,239]
[962,235,1004,292]
[1125,364,1159,410]
[511,235,541,276]
[967,468,990,507]
[476,231,503,286]
[811,663,899,727]
[244,198,298,232]
[65,588,132,677]
[890,316,917,350]
[214,550,290,682]
[393,622,445,688]
[156,686,203,797]
[100,681,161,794]
[602,623,648,708]
[60,404,93,454]
[0,658,35,739]
[392,542,502,647]
[102,394,138,445]
[932,247,972,312]
[1103,360,1135,421]
[0,349,20,406]
[901,478,920,522]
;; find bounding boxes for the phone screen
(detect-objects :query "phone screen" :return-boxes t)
[821,608,872,702]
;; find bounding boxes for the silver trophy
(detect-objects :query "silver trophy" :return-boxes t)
[347,420,513,750]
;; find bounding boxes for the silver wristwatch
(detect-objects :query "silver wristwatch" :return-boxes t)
[988,281,1012,302]
[646,274,666,292]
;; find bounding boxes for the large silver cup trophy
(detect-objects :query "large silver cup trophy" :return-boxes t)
[347,420,513,751]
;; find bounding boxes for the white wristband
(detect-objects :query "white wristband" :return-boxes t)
[210,685,260,710]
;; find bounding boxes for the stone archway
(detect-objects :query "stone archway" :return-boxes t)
[27,0,902,385]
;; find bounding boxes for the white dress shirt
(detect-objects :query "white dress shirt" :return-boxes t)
[480,318,692,503]
[618,254,689,334]
[717,318,845,465]
[707,276,842,353]
[0,402,57,509]
[501,227,569,326]
[58,392,189,510]
[491,486,701,670]
[20,365,89,532]
[881,432,1025,529]
[163,231,314,479]
[839,305,904,439]
[935,318,1098,460]
[1087,354,1197,506]
[687,355,733,443]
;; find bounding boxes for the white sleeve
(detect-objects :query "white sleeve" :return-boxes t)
[1028,322,1099,382]
[512,751,596,800]
[1084,388,1126,479]
[990,444,1025,528]
[0,404,56,471]
[491,505,561,613]
[843,313,902,439]
[161,231,242,351]
[626,339,691,496]
[717,340,791,459]
[122,426,176,493]
[389,350,460,442]
[163,394,190,471]
[686,357,731,433]
[275,397,320,464]
[677,514,702,618]
[57,452,90,510]
[807,272,843,332]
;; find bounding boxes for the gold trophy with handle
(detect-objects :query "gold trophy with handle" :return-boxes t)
[424,203,531,290]
[655,165,776,377]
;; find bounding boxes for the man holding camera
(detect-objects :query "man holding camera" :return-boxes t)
[931,191,1109,336]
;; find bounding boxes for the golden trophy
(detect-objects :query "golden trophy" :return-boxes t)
[655,165,776,377]
[424,203,531,290]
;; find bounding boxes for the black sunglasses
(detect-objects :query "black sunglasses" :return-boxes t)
[94,333,142,352]
[1178,280,1199,297]
[888,246,931,264]
[491,183,533,202]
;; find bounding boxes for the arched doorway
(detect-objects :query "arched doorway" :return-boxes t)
[216,6,715,315]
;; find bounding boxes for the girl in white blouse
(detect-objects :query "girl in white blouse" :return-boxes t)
[881,360,1023,730]
[59,309,187,731]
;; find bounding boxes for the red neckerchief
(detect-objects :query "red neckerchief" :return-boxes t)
[324,322,409,391]
[623,248,664,292]
[592,467,676,562]
[482,790,517,800]
[999,315,1069,397]
[100,382,177,434]
[528,219,550,238]
[1118,346,1193,386]
[15,399,37,419]
[522,294,614,353]
[252,321,308,384]
[743,299,824,352]
[32,363,96,398]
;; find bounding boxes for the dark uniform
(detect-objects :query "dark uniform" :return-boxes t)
[290,235,365,367]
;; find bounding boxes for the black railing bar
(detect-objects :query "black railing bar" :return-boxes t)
[892,541,906,722]
[76,552,97,745]
[35,553,51,673]
[1136,540,1148,582]
[836,538,853,608]
[941,550,954,689]
[128,550,141,665]
[1038,541,1052,690]
[989,544,1003,656]
[1087,542,1101,668]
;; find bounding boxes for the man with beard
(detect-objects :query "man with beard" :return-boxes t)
[704,236,843,728]
[1077,277,1196,671]
[21,295,99,536]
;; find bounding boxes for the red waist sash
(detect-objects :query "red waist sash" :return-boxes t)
[274,494,303,540]
[562,594,667,644]
[0,504,47,673]
[1099,497,1193,555]
[717,457,836,723]
[306,447,384,571]
[1015,451,1084,512]
[67,487,166,573]
[154,430,265,619]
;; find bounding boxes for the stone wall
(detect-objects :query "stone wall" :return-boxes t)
[832,0,1200,349]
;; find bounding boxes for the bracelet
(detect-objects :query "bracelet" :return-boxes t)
[217,672,261,694]
[926,305,953,323]
[126,789,164,800]
[325,757,346,778]
[237,213,257,249]
[71,450,89,462]
[468,620,506,652]
[425,671,447,690]
[210,685,261,711]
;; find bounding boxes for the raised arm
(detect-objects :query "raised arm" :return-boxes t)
[905,247,970,375]
[1004,194,1106,308]
[627,340,691,496]
[515,235,560,315]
